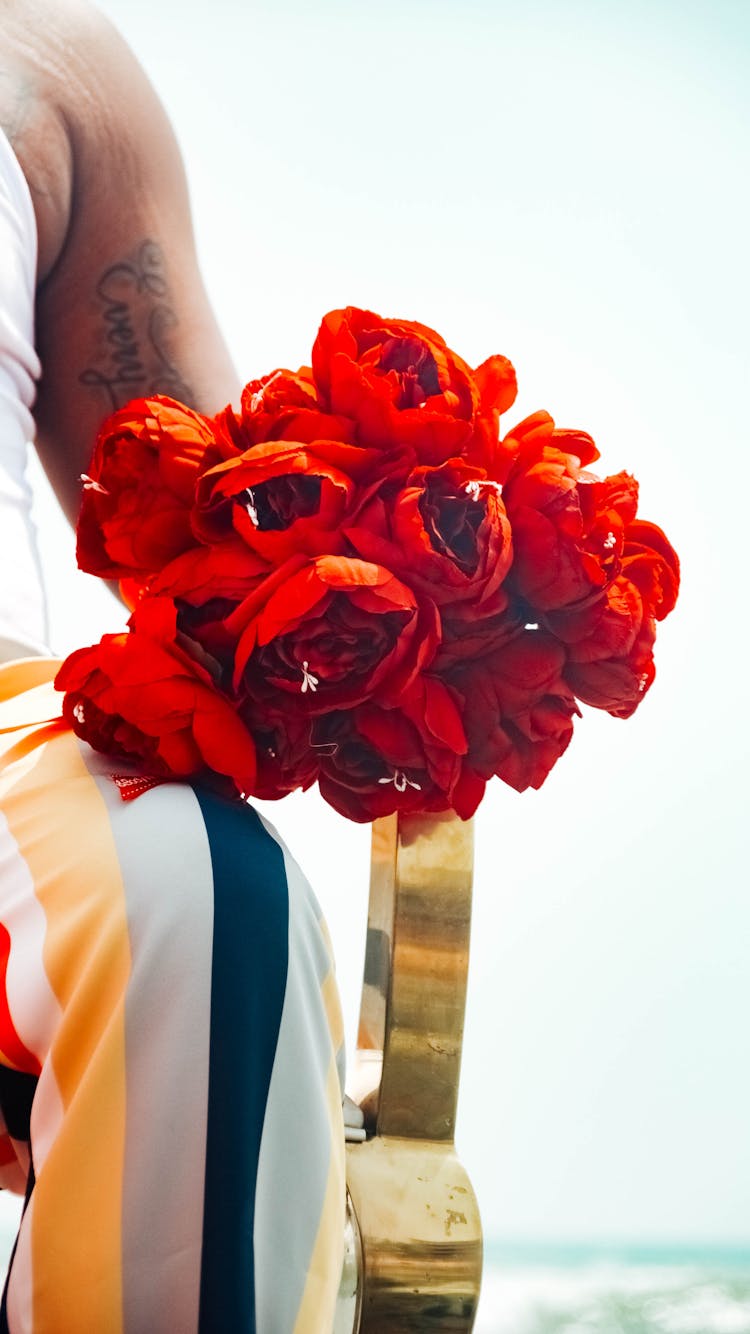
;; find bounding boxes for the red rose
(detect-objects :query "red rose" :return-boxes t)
[474,355,519,417]
[214,369,359,456]
[464,354,519,471]
[560,578,658,718]
[63,309,681,826]
[345,457,514,664]
[77,397,231,581]
[450,631,579,807]
[492,409,600,486]
[149,539,270,607]
[314,676,466,822]
[55,598,257,792]
[502,423,638,611]
[148,540,272,667]
[241,707,320,800]
[621,519,680,620]
[232,554,440,714]
[311,307,481,463]
[241,367,318,418]
[193,438,388,559]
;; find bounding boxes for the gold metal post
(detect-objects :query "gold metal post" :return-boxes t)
[345,811,482,1331]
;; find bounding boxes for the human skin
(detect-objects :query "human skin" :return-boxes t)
[0,0,241,524]
[0,2,372,1145]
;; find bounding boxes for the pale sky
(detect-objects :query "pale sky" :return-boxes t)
[30,0,750,1246]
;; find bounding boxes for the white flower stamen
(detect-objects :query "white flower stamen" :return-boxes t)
[244,488,259,526]
[524,622,539,631]
[80,473,110,496]
[310,740,338,756]
[300,660,319,694]
[73,701,86,723]
[464,479,502,501]
[377,768,422,793]
[603,531,617,550]
[249,369,282,413]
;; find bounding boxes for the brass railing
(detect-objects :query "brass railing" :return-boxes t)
[342,810,482,1331]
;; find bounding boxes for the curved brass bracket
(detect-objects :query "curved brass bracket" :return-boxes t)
[345,811,483,1331]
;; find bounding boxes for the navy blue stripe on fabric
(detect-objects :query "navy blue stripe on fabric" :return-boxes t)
[195,789,289,1334]
[0,1066,37,1142]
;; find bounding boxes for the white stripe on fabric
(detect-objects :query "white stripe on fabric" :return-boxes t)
[253,812,344,1334]
[82,751,214,1334]
[0,808,62,1067]
[6,1194,34,1334]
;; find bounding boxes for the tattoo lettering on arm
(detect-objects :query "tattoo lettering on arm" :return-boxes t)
[79,240,194,410]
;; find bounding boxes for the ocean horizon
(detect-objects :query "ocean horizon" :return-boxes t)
[1,1193,748,1332]
[476,1239,750,1333]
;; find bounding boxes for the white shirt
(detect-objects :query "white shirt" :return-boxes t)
[0,124,47,661]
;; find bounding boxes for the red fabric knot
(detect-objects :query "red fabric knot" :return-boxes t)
[112,774,167,801]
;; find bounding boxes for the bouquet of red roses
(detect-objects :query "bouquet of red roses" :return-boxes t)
[57,307,680,822]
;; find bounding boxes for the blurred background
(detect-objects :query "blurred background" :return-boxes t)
[10,0,750,1328]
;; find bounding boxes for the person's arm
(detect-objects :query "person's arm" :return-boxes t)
[25,1,240,526]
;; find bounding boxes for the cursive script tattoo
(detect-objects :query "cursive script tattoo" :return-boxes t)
[79,241,193,409]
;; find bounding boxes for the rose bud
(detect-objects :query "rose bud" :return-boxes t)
[464,353,519,472]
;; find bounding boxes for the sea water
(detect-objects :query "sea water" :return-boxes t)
[475,1242,750,1333]
[2,1193,749,1333]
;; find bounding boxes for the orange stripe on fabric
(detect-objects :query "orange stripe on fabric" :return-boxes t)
[293,1054,346,1334]
[1,723,129,1334]
[321,966,345,1061]
[0,659,58,709]
[317,913,336,966]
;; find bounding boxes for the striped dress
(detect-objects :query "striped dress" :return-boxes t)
[0,658,346,1333]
